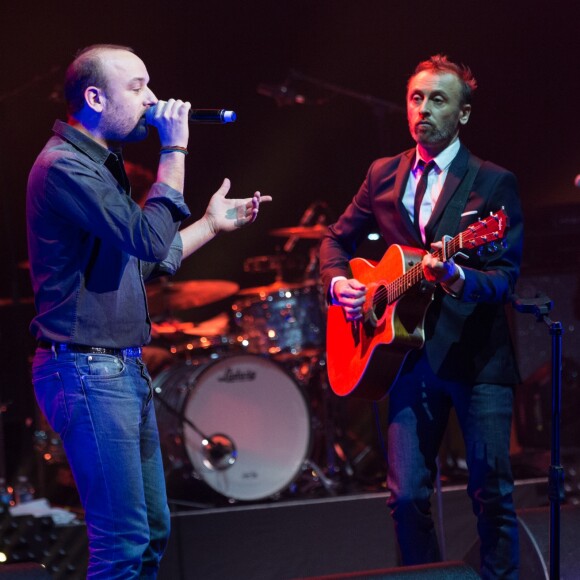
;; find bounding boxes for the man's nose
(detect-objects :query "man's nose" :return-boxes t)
[144,88,158,106]
[419,100,431,115]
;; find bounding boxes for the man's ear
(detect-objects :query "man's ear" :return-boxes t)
[459,103,471,126]
[85,86,105,113]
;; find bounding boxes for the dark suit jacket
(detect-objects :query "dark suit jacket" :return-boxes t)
[319,143,523,385]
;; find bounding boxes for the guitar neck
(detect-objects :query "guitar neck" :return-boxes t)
[388,233,462,303]
[381,209,507,306]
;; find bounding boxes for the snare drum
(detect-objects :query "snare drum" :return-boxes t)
[153,354,311,501]
[231,282,325,356]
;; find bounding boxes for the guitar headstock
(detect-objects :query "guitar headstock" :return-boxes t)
[461,209,508,250]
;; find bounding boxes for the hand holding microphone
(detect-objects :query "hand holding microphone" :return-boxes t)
[145,99,192,148]
[145,101,236,148]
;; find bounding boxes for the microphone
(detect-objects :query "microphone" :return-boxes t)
[146,106,236,124]
[257,83,308,106]
[188,109,236,123]
[574,175,580,188]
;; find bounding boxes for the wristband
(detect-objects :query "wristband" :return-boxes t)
[160,146,188,155]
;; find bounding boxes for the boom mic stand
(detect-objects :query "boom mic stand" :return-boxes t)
[512,293,564,579]
[288,69,403,155]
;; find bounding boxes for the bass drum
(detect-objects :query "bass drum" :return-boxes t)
[153,354,311,501]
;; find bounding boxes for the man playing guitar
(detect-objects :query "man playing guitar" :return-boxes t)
[319,55,523,579]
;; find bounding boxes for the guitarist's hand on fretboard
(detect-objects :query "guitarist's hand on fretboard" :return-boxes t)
[422,240,464,294]
[332,278,367,321]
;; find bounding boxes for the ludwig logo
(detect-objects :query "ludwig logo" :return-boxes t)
[218,367,257,382]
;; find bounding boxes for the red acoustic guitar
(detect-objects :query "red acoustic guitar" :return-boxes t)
[326,209,508,400]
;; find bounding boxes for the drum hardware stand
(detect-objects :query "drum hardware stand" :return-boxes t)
[299,458,340,496]
[153,389,237,471]
[307,352,358,491]
[512,293,564,580]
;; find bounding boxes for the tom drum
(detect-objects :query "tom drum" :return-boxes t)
[231,282,325,356]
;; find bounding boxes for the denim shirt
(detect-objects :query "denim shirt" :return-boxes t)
[26,120,191,348]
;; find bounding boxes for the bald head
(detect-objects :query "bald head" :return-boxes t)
[64,44,134,117]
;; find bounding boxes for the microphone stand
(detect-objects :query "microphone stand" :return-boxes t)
[287,69,404,154]
[512,294,564,579]
[153,390,235,469]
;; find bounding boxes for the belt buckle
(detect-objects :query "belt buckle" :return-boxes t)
[91,347,110,355]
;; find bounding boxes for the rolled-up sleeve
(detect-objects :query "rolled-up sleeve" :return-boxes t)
[41,152,190,262]
[141,232,184,282]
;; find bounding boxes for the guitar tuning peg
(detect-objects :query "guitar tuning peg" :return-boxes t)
[477,247,484,257]
[501,239,508,249]
[487,241,498,253]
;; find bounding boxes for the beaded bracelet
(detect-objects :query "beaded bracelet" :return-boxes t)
[160,146,188,155]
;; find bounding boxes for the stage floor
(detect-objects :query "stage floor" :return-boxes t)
[158,476,551,580]
[5,474,580,579]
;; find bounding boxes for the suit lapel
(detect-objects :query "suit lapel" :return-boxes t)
[395,149,421,243]
[425,144,470,243]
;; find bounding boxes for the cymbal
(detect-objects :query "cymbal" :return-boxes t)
[0,296,34,308]
[269,224,327,239]
[237,279,317,296]
[147,280,239,314]
[151,312,230,337]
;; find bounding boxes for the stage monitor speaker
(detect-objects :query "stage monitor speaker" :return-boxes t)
[299,561,479,579]
[464,505,580,578]
[0,563,51,579]
[512,271,580,449]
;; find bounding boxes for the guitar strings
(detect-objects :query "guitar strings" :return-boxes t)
[362,211,504,326]
[372,236,463,307]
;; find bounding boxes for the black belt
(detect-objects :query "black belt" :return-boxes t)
[37,341,142,358]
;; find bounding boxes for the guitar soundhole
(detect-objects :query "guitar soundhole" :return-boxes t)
[373,284,387,320]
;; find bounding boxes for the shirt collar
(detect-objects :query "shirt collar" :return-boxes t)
[413,138,461,173]
[52,119,114,166]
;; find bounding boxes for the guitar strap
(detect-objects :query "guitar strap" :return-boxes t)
[431,155,482,244]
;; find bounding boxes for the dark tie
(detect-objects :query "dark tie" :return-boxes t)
[413,159,436,231]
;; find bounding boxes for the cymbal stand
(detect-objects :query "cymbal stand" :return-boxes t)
[512,293,564,580]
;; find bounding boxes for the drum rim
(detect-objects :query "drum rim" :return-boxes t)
[155,352,314,501]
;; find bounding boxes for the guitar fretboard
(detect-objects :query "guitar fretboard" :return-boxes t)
[372,210,506,309]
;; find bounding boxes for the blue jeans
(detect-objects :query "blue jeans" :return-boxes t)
[386,355,519,579]
[32,348,170,579]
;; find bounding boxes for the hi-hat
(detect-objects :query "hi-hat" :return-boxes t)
[269,224,327,239]
[147,280,239,315]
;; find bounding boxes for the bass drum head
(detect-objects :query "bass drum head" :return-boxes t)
[180,354,311,501]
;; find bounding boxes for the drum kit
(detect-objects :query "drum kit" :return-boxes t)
[147,217,349,505]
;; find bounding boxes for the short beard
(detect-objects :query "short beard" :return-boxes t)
[414,123,457,150]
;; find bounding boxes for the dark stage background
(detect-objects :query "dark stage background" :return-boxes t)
[1,1,579,493]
